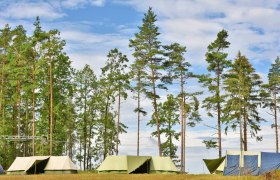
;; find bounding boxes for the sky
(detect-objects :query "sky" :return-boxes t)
[1,0,280,174]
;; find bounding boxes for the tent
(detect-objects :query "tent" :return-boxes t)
[7,156,50,175]
[203,156,226,174]
[203,150,280,176]
[149,156,178,174]
[97,156,178,174]
[44,156,78,174]
[223,150,260,176]
[259,152,280,174]
[0,164,4,174]
[7,156,77,175]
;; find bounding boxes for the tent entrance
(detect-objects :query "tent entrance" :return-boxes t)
[26,159,49,174]
[130,160,150,174]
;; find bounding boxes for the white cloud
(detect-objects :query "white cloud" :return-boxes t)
[0,1,65,19]
[89,0,106,7]
[61,0,106,8]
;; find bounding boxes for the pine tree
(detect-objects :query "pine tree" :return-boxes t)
[130,56,148,156]
[148,94,180,164]
[199,30,231,158]
[129,7,165,156]
[163,42,201,172]
[99,49,128,159]
[262,57,280,152]
[224,52,263,151]
[75,64,98,170]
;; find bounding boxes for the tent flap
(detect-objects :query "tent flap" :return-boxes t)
[203,156,226,174]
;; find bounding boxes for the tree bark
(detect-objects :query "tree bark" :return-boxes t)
[32,63,36,156]
[49,49,53,155]
[83,92,87,170]
[217,65,222,158]
[17,80,21,156]
[243,103,248,151]
[103,96,110,159]
[137,88,140,156]
[180,69,185,173]
[25,98,28,157]
[274,92,279,153]
[150,58,162,156]
[116,90,121,155]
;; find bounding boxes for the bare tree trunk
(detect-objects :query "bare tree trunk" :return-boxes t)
[150,58,162,156]
[88,124,93,170]
[32,63,36,156]
[239,91,243,152]
[183,96,186,173]
[17,80,21,156]
[116,90,121,155]
[103,96,110,159]
[137,89,140,156]
[180,70,185,173]
[274,93,279,153]
[243,102,248,151]
[25,98,28,157]
[17,80,21,137]
[217,65,222,158]
[49,52,53,155]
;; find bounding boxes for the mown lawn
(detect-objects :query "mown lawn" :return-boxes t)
[0,174,273,180]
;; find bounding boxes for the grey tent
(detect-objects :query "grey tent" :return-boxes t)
[0,164,4,174]
[97,156,178,174]
[7,156,77,175]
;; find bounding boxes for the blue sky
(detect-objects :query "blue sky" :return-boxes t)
[1,0,280,174]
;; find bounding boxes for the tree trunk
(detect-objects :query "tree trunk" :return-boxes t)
[274,92,279,153]
[217,65,222,158]
[239,90,243,152]
[180,69,185,173]
[243,103,247,151]
[25,98,28,157]
[88,124,93,170]
[137,88,140,156]
[32,63,36,156]
[116,90,121,155]
[150,58,162,156]
[83,95,87,170]
[17,80,21,156]
[49,51,53,155]
[17,80,21,137]
[103,96,110,159]
[183,94,186,173]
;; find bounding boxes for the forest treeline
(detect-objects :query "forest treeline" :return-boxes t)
[0,8,279,173]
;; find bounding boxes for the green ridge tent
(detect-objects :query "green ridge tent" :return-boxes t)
[203,156,226,174]
[44,156,78,174]
[7,156,77,175]
[97,156,178,174]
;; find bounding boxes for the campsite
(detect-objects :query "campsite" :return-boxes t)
[1,0,280,179]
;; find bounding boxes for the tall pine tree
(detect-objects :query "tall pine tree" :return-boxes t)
[199,30,230,158]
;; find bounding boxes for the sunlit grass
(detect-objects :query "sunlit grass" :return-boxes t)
[0,173,270,180]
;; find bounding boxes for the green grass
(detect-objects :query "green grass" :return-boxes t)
[0,174,271,180]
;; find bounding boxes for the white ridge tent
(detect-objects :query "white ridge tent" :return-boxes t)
[7,156,77,175]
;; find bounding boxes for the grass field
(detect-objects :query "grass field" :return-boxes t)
[0,174,275,180]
